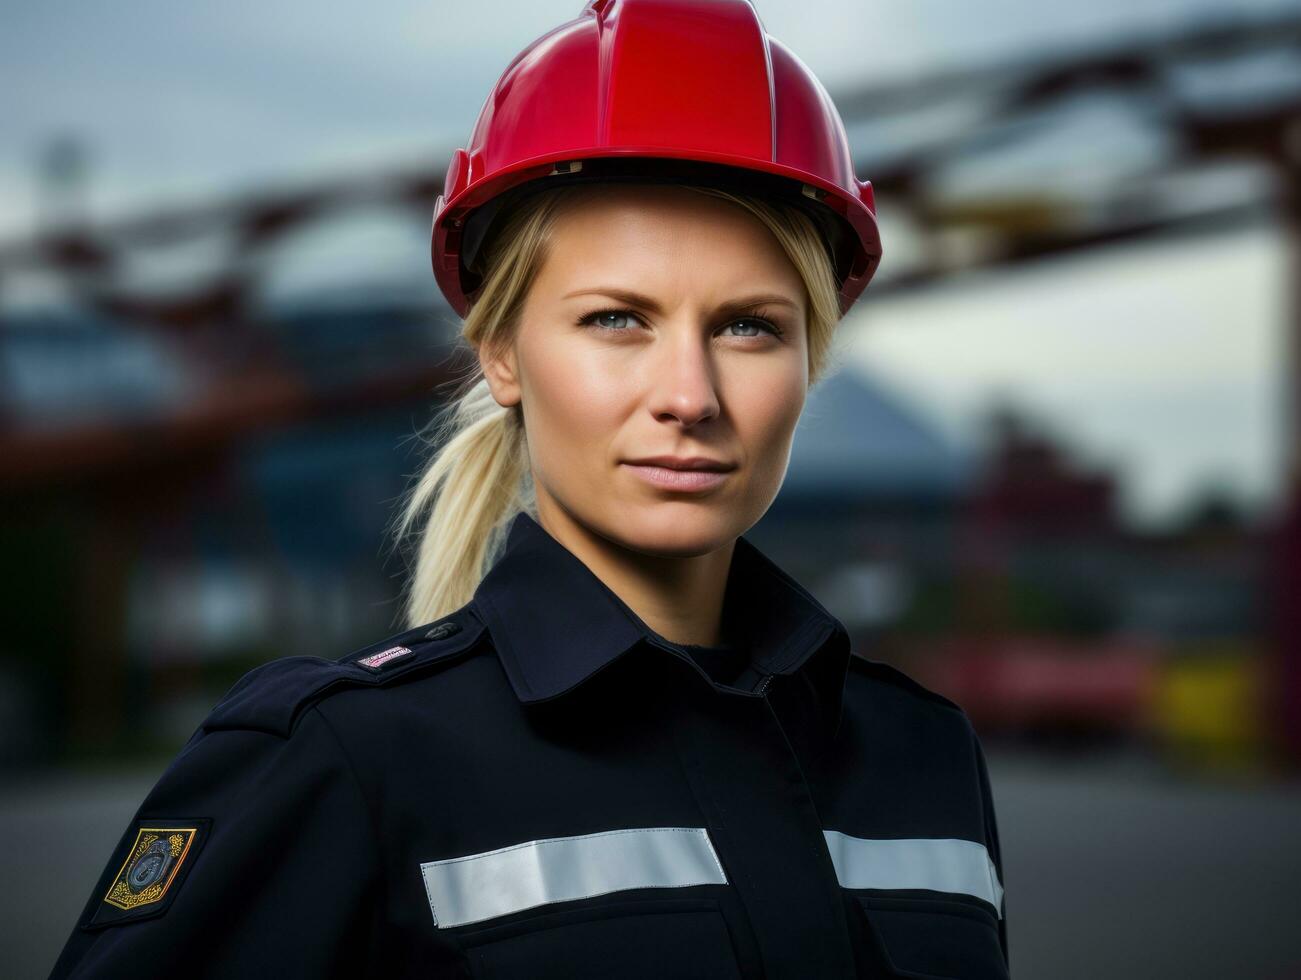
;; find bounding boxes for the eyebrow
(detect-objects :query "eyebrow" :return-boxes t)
[562,286,800,316]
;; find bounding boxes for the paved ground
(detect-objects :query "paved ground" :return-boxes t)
[987,748,1301,980]
[5,748,1300,979]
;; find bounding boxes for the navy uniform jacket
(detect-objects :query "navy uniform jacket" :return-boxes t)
[50,511,1010,980]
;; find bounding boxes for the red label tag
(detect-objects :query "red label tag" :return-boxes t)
[357,645,414,670]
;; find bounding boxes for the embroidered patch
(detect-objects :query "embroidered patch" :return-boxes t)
[357,645,414,670]
[82,819,210,931]
[105,826,199,909]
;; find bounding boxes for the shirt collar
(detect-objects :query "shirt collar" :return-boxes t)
[471,511,850,727]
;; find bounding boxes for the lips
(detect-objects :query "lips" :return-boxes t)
[621,459,735,493]
[623,455,736,472]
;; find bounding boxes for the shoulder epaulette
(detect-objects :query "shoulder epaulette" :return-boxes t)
[847,652,968,716]
[201,605,487,739]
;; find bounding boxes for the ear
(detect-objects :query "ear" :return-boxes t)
[477,339,522,409]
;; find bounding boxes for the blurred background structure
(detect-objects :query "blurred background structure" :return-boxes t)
[3,1,1300,977]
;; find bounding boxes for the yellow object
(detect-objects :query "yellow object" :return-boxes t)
[1152,643,1268,773]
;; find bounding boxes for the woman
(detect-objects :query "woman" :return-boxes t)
[51,2,1009,978]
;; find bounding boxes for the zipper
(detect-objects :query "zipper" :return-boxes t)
[755,673,774,698]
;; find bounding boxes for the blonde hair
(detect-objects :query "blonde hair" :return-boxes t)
[388,182,844,629]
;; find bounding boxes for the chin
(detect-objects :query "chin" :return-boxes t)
[607,502,748,559]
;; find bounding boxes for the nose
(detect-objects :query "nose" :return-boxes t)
[645,322,721,428]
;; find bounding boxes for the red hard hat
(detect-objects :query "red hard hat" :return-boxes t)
[430,0,882,318]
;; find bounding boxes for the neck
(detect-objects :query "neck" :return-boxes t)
[534,502,734,648]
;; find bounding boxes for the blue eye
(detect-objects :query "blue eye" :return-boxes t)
[577,308,783,339]
[579,309,637,331]
[724,318,778,338]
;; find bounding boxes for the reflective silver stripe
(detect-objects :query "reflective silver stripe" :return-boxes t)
[822,831,1005,916]
[419,826,727,929]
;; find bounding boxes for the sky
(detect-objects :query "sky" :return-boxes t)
[1,0,1294,527]
[842,220,1286,529]
[4,0,1288,234]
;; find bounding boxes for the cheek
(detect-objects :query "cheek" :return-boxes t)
[518,344,629,479]
[733,361,806,470]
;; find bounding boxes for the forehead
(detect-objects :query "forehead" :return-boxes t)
[534,184,803,297]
